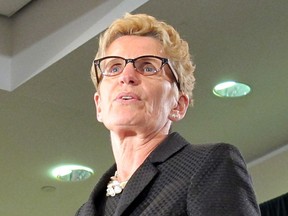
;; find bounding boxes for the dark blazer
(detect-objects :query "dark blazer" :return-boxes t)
[76,132,260,216]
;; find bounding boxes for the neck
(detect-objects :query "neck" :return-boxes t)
[109,130,168,182]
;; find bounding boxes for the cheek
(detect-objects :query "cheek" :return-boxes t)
[96,91,110,114]
[150,87,176,114]
[99,98,111,115]
[97,83,113,107]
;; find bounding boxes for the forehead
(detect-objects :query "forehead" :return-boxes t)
[105,35,164,57]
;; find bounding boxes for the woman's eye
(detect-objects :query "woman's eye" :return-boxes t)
[142,63,157,73]
[107,64,122,74]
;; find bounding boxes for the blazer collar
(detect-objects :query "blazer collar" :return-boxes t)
[148,132,188,163]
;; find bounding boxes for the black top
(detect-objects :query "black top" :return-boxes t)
[104,195,121,215]
[76,132,260,216]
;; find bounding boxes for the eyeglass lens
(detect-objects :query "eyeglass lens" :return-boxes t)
[99,56,163,76]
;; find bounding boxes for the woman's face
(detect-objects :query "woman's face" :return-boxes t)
[94,35,187,135]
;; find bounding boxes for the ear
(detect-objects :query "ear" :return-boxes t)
[168,93,189,122]
[94,92,103,122]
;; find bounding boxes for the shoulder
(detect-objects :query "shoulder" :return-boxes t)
[182,141,251,187]
[187,142,244,162]
[171,132,245,166]
[155,133,246,176]
[168,134,249,181]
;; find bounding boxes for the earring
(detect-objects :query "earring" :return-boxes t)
[97,114,102,121]
[170,112,180,119]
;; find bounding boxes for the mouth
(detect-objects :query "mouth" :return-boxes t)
[116,92,140,101]
[121,96,133,100]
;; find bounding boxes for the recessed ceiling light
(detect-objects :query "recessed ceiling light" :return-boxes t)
[213,81,251,98]
[41,185,56,192]
[51,165,94,182]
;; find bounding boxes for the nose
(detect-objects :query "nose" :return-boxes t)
[118,62,141,86]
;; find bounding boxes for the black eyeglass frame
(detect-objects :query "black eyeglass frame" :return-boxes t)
[93,55,180,89]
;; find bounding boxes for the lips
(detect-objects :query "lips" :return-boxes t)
[116,92,140,101]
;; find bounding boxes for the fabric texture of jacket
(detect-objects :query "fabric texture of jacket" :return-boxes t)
[76,132,260,216]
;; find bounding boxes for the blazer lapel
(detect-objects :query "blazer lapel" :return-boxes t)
[114,161,158,216]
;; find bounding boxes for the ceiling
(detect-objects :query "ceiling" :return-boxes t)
[0,0,32,17]
[0,0,288,215]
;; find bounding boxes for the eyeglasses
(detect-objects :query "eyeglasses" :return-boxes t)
[93,55,180,89]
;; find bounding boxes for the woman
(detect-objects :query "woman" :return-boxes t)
[76,13,260,216]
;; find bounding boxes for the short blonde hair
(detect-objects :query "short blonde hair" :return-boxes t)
[91,13,195,105]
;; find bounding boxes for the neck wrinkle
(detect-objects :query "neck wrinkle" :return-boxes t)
[110,131,168,182]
